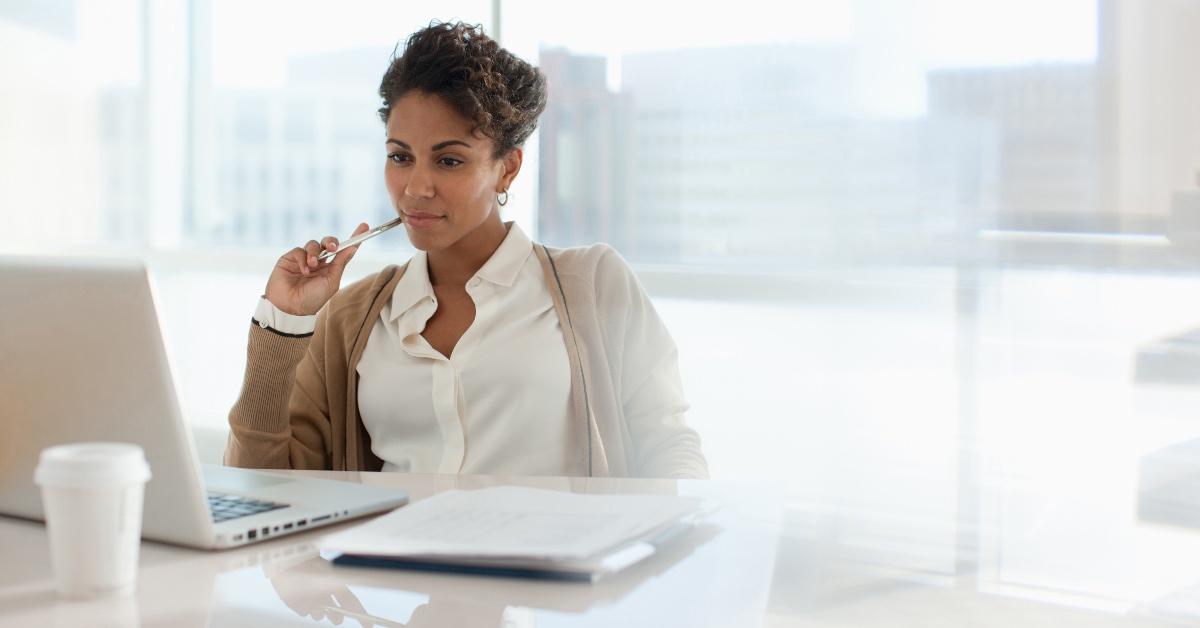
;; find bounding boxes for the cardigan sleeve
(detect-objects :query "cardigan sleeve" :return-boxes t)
[222,318,333,470]
[594,246,711,480]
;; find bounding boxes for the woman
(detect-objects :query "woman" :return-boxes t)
[224,21,708,479]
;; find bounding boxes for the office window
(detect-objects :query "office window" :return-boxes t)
[501,0,1179,269]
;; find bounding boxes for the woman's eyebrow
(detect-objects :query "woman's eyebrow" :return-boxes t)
[386,138,473,151]
[432,139,471,151]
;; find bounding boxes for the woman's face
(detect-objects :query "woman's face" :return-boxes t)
[383,90,517,253]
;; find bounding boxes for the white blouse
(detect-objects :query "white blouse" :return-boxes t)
[254,224,575,475]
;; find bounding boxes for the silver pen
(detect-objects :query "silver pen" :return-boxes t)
[317,216,404,262]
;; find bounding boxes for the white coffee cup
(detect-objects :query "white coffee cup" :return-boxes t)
[34,443,152,599]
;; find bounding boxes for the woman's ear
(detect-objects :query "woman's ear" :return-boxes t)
[498,147,523,192]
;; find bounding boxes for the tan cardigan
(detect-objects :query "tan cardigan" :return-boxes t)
[224,243,709,479]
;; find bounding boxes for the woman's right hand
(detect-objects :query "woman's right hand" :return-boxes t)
[264,223,370,316]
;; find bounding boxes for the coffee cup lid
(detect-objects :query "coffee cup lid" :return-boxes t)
[34,443,152,488]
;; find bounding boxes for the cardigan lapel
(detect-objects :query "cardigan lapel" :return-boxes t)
[343,264,406,471]
[534,244,613,477]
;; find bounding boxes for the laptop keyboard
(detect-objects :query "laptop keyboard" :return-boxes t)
[208,492,288,523]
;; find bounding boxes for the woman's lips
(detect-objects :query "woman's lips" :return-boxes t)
[401,211,445,229]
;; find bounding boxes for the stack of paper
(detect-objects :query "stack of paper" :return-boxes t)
[318,486,711,581]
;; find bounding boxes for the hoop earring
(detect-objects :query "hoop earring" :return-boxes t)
[497,190,509,207]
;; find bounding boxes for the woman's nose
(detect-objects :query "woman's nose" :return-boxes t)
[404,166,435,199]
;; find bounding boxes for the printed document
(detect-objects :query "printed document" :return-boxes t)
[318,486,706,561]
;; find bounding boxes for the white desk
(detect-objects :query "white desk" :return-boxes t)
[0,470,1196,627]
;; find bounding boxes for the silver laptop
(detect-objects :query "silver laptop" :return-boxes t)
[0,256,408,549]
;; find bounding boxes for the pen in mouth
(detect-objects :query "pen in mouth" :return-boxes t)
[317,216,404,262]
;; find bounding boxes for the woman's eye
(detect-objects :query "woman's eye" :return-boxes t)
[439,157,463,167]
[387,153,410,164]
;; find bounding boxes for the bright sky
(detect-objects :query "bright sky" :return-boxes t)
[209,0,1094,82]
[14,0,1100,91]
[504,0,1093,68]
[209,0,491,89]
[205,0,1095,116]
[73,0,141,87]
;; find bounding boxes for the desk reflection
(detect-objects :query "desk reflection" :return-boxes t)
[269,565,515,628]
[247,521,722,627]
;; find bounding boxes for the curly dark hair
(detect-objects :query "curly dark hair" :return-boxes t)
[378,21,548,158]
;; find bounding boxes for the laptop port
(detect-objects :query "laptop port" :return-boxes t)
[297,519,307,527]
[311,515,331,523]
[283,523,293,530]
[233,533,243,541]
[261,527,269,537]
[247,529,257,540]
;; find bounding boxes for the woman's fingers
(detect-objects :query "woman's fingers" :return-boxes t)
[303,239,322,264]
[288,225,373,276]
[286,247,309,275]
